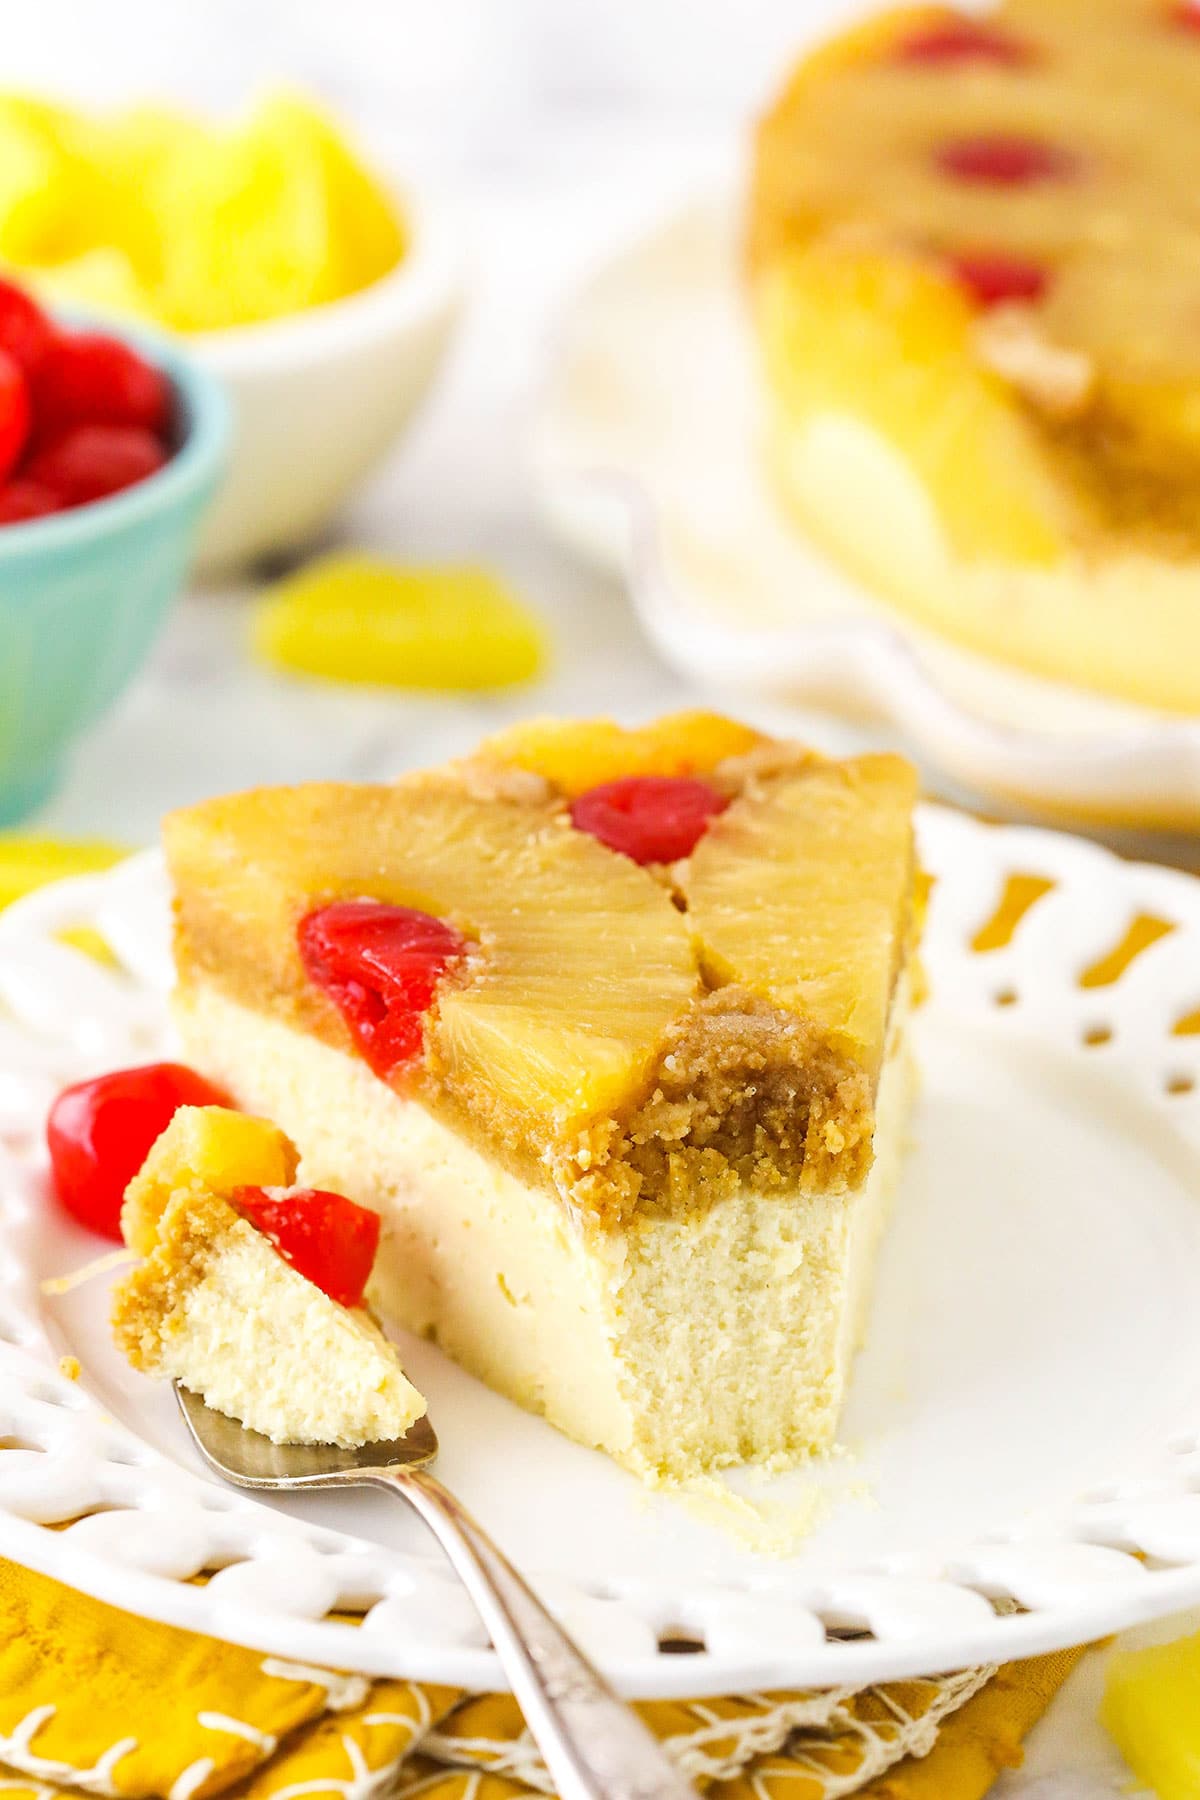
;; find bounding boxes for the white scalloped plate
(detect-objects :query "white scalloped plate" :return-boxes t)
[1,814,1199,1696]
[533,197,1200,832]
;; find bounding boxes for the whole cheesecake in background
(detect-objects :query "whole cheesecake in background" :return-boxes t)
[749,0,1200,714]
[162,713,920,1483]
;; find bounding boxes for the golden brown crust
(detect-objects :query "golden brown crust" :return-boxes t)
[1034,405,1200,561]
[578,987,875,1221]
[407,982,876,1228]
[112,1190,237,1372]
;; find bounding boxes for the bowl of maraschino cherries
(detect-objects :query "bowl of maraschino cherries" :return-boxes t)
[0,276,228,824]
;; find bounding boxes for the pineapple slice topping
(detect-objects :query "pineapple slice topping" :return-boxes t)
[167,779,699,1137]
[166,722,919,1184]
[122,1106,297,1254]
[683,755,918,1074]
[479,711,763,797]
[755,244,1069,564]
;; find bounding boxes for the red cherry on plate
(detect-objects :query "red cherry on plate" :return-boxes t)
[34,331,172,438]
[0,348,31,483]
[0,278,56,376]
[299,901,468,1079]
[233,1186,381,1309]
[570,776,728,864]
[893,16,1031,64]
[0,478,61,524]
[26,424,167,507]
[949,251,1049,308]
[47,1062,233,1240]
[936,135,1077,186]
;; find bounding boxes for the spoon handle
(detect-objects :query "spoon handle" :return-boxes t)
[372,1465,697,1800]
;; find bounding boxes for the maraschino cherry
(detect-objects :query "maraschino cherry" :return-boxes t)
[47,1062,232,1240]
[233,1186,381,1308]
[299,900,468,1078]
[570,776,728,864]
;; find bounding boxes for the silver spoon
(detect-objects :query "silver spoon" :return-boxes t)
[175,1384,697,1800]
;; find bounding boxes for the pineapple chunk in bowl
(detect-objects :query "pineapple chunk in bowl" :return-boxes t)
[14,95,463,577]
[191,177,461,574]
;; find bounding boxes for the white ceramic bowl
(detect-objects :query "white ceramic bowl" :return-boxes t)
[191,180,462,574]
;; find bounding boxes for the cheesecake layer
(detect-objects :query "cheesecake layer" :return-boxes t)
[173,973,915,1481]
[113,1188,426,1448]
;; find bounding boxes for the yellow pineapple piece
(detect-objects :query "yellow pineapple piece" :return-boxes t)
[32,247,156,322]
[0,91,403,331]
[149,92,403,331]
[253,555,545,692]
[1101,1629,1200,1799]
[684,754,918,1073]
[0,834,131,965]
[480,711,764,797]
[0,114,64,263]
[251,93,405,302]
[122,1105,297,1255]
[162,714,920,1475]
[0,836,129,911]
[165,779,698,1138]
[756,244,1068,564]
[151,113,332,331]
[50,105,215,302]
[1040,246,1200,464]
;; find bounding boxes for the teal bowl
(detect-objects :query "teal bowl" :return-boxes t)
[0,327,230,824]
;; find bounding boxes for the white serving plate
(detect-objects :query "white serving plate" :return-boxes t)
[532,198,1200,832]
[0,813,1198,1696]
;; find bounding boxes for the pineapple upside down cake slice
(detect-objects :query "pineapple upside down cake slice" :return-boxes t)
[164,712,920,1482]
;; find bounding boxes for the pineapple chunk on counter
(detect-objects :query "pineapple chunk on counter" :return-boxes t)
[480,711,763,796]
[253,555,546,692]
[1102,1627,1200,1800]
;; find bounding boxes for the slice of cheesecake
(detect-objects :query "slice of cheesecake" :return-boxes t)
[112,1105,426,1447]
[163,712,920,1482]
[748,0,1200,714]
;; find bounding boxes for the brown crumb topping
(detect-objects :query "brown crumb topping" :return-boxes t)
[408,981,878,1230]
[111,1191,233,1372]
[570,987,874,1223]
[1036,404,1200,561]
[452,758,555,808]
[710,740,822,796]
[973,307,1094,421]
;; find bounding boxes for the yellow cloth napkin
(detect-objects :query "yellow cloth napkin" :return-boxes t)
[0,1559,1083,1800]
